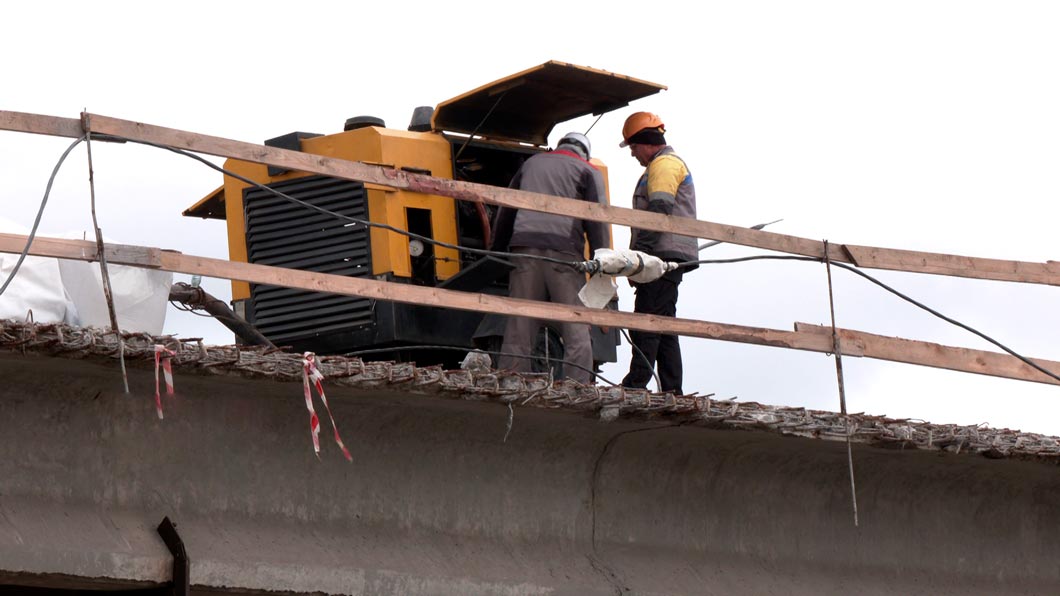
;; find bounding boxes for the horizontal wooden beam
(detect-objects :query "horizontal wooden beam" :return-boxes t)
[81,113,1060,287]
[2,109,1058,287]
[0,232,833,351]
[795,323,1060,386]
[0,110,84,139]
[0,233,162,267]
[3,232,1058,387]
[842,245,1060,288]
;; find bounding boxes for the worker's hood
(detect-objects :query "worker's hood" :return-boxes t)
[431,61,666,146]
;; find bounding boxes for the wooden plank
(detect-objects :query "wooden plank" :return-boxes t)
[80,113,840,259]
[795,323,1060,386]
[792,323,867,357]
[163,250,837,352]
[843,245,1060,286]
[2,110,1059,286]
[3,232,1058,387]
[81,113,1060,287]
[0,233,162,268]
[0,232,835,354]
[0,111,84,138]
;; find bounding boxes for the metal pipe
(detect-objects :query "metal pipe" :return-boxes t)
[168,283,276,349]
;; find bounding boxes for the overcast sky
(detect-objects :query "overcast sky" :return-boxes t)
[3,1,1059,434]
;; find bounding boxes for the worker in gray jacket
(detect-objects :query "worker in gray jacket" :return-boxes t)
[491,132,609,384]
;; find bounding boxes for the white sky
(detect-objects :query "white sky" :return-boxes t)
[3,1,1059,434]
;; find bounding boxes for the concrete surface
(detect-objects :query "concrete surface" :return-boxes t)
[0,352,1057,595]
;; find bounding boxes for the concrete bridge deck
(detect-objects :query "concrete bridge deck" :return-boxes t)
[0,330,1058,595]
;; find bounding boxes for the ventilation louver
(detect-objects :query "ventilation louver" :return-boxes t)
[243,175,373,343]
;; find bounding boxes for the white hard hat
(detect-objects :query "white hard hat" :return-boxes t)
[558,132,591,159]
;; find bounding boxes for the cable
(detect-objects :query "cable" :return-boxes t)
[0,135,86,298]
[620,327,662,391]
[341,343,619,386]
[677,254,810,268]
[681,253,1060,384]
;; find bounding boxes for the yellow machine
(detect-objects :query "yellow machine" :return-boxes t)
[184,61,665,368]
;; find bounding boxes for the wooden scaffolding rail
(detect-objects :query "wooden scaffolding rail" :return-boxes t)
[1,232,1058,386]
[3,109,1060,287]
[1,109,1058,388]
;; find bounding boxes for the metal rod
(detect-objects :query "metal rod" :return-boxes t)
[168,282,276,348]
[83,112,128,393]
[824,239,858,527]
[698,219,782,251]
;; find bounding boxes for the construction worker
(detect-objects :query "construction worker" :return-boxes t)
[491,132,609,384]
[619,112,698,394]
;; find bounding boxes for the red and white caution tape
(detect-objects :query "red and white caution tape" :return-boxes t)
[301,352,353,461]
[153,344,175,420]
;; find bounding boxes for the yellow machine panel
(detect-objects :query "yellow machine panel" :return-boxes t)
[221,127,457,301]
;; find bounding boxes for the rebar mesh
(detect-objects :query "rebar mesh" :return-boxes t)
[2,320,1057,463]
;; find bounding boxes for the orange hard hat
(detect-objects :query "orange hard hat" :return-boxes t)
[620,112,665,147]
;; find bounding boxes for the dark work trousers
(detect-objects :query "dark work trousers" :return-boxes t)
[498,247,594,384]
[622,270,684,394]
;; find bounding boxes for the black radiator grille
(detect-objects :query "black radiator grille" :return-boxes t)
[244,175,373,343]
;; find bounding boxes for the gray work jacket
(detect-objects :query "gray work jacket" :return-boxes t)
[492,149,609,258]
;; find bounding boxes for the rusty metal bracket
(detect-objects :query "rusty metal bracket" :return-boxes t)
[156,516,190,596]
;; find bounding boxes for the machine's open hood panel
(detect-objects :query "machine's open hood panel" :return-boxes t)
[184,185,225,220]
[431,61,667,146]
